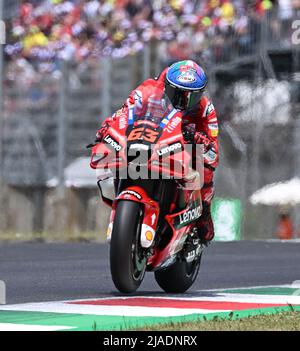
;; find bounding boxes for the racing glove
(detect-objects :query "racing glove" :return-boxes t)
[194,131,211,151]
[95,125,108,142]
[95,118,114,141]
[182,124,196,143]
[183,126,212,150]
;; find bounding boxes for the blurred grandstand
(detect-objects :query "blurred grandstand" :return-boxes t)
[0,0,300,238]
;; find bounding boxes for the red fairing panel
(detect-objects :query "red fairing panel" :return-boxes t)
[116,186,159,233]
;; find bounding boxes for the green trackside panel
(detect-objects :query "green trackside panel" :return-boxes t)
[212,197,242,241]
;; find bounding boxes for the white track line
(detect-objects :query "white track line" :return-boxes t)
[199,283,300,292]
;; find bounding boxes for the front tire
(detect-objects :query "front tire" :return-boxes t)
[154,254,202,293]
[110,200,146,293]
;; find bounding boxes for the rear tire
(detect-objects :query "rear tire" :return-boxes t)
[110,200,146,293]
[154,254,202,293]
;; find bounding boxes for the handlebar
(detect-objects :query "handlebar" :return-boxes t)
[86,140,99,149]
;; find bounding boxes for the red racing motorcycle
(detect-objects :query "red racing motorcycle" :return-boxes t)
[90,89,205,293]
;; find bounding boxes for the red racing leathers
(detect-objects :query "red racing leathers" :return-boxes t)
[96,69,219,242]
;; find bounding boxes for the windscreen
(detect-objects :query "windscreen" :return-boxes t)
[132,89,175,127]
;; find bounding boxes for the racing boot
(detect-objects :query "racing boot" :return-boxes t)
[194,203,215,246]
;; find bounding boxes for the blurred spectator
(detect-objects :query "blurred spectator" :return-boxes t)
[3,0,299,81]
[275,212,294,240]
[4,0,281,73]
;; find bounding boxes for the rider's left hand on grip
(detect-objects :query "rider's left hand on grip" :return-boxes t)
[183,125,195,143]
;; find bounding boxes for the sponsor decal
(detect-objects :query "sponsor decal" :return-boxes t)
[211,129,219,137]
[159,109,178,129]
[185,245,202,263]
[140,224,155,248]
[114,108,127,129]
[157,142,182,157]
[145,230,153,241]
[120,190,142,200]
[208,123,218,130]
[179,206,201,226]
[166,116,181,133]
[104,135,122,152]
[174,201,202,229]
[208,122,219,137]
[119,115,127,130]
[204,148,217,163]
[177,73,196,83]
[128,107,134,125]
[204,102,215,117]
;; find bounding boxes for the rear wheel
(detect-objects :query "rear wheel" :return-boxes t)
[110,200,147,293]
[154,254,202,293]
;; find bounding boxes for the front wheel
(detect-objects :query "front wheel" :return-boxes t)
[154,254,202,293]
[110,200,147,293]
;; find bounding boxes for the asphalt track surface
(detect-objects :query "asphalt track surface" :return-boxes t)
[0,241,300,304]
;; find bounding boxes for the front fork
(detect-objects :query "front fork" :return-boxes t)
[106,185,160,249]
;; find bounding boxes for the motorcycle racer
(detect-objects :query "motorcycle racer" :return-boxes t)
[96,60,219,245]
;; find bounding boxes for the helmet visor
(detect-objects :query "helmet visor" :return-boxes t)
[165,81,203,110]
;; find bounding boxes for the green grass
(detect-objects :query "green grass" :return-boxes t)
[131,312,300,331]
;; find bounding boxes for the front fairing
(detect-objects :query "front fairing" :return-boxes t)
[90,89,192,179]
